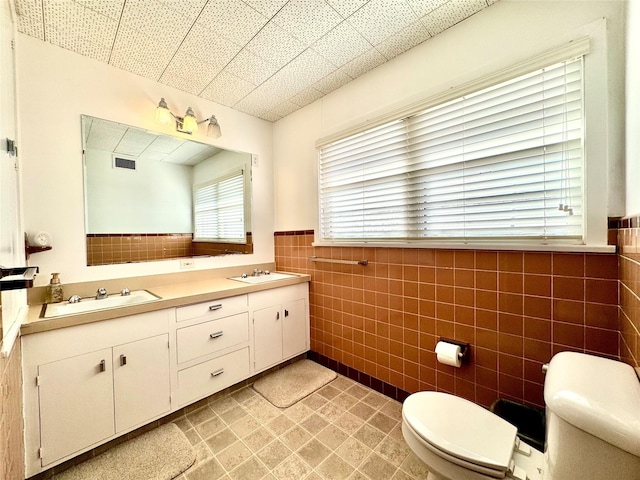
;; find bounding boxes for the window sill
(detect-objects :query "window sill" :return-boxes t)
[311,241,616,254]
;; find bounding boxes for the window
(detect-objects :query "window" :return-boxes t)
[193,169,245,242]
[319,57,585,246]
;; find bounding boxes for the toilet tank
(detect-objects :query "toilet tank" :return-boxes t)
[543,352,640,480]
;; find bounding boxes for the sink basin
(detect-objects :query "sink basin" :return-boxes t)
[43,290,160,318]
[229,272,299,284]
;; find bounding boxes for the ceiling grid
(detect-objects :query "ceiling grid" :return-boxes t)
[14,0,499,122]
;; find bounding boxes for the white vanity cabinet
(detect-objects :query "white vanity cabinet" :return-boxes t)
[22,279,310,478]
[252,283,309,373]
[22,309,172,476]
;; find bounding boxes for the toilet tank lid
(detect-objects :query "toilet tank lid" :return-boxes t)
[544,352,640,457]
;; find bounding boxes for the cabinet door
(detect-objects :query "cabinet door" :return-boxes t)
[113,334,170,432]
[38,348,115,466]
[282,298,308,359]
[253,305,283,371]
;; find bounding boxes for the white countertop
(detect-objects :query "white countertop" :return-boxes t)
[22,273,310,335]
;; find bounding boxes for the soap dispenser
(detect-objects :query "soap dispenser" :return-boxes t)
[47,273,63,304]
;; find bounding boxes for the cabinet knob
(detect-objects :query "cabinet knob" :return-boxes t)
[120,354,127,366]
[211,368,224,377]
[209,331,224,339]
[284,309,289,317]
[99,359,106,372]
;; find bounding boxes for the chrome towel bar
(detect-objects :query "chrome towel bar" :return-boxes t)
[308,256,368,266]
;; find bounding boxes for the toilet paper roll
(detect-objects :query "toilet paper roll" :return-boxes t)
[435,341,462,368]
[30,231,52,247]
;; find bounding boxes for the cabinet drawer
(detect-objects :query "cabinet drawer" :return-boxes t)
[176,347,249,406]
[176,295,248,323]
[176,312,249,364]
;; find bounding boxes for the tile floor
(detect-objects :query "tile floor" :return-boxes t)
[173,372,430,480]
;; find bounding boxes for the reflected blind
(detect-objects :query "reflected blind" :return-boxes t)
[194,170,245,242]
[319,57,584,243]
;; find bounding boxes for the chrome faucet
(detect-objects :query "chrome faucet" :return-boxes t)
[96,287,108,299]
[252,269,263,277]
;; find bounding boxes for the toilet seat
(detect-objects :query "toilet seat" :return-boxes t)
[403,392,519,477]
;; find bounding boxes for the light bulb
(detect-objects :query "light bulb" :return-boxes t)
[182,107,198,133]
[207,116,221,138]
[154,98,172,124]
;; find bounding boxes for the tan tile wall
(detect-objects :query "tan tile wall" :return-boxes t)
[617,226,640,367]
[275,232,618,408]
[86,234,193,265]
[0,339,25,480]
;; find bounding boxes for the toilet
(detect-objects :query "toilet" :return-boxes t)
[402,352,640,480]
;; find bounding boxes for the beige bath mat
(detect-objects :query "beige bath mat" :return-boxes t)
[253,359,337,408]
[54,422,195,480]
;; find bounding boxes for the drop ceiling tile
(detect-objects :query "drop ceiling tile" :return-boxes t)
[311,21,372,68]
[76,0,125,20]
[290,87,325,107]
[266,101,300,119]
[115,128,158,156]
[340,48,387,79]
[272,0,343,46]
[86,118,127,151]
[280,48,336,86]
[177,22,243,71]
[14,0,44,39]
[110,28,175,79]
[235,85,287,114]
[224,49,281,86]
[260,111,283,122]
[325,0,369,19]
[347,0,419,45]
[82,7,119,48]
[200,70,257,107]
[421,0,487,36]
[375,18,430,60]
[404,0,449,18]
[160,53,224,95]
[245,21,306,69]
[42,1,84,43]
[243,0,289,18]
[156,0,208,19]
[313,69,353,94]
[258,49,334,101]
[119,0,192,45]
[197,0,270,47]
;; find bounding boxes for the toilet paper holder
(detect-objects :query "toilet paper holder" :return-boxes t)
[438,338,470,362]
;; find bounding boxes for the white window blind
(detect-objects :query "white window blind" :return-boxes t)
[193,169,245,242]
[319,57,584,244]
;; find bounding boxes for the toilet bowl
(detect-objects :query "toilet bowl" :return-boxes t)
[402,352,640,480]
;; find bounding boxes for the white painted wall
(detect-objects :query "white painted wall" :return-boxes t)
[85,149,193,233]
[626,0,640,216]
[273,0,626,242]
[16,35,274,285]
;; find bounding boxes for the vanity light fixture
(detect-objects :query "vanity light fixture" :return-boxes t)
[154,97,221,138]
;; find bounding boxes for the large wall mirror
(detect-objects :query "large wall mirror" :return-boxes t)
[81,115,253,266]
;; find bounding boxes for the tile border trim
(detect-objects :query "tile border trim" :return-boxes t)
[307,351,411,403]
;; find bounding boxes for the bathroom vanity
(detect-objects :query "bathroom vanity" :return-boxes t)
[20,273,310,478]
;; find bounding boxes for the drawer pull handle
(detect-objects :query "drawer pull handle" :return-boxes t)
[120,354,127,366]
[211,368,225,377]
[209,331,224,339]
[99,359,106,372]
[209,304,223,311]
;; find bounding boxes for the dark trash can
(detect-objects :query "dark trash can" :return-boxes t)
[490,399,545,452]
